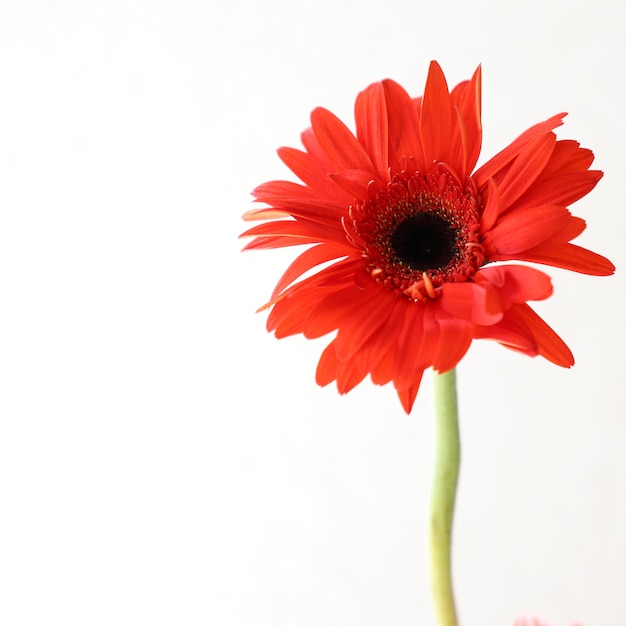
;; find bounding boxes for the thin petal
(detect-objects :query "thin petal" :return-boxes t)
[252,180,347,218]
[508,170,602,211]
[382,79,425,171]
[270,242,352,299]
[420,61,454,167]
[335,356,369,394]
[495,132,556,208]
[483,205,577,255]
[240,219,346,247]
[316,341,339,387]
[507,303,574,367]
[393,303,427,391]
[333,285,396,360]
[474,113,566,188]
[479,178,502,233]
[355,82,390,181]
[538,139,595,178]
[520,243,615,276]
[369,297,409,385]
[449,64,482,177]
[396,375,424,414]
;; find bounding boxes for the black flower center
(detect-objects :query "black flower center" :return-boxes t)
[390,213,459,272]
[346,167,485,300]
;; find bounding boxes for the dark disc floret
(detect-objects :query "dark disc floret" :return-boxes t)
[346,165,485,300]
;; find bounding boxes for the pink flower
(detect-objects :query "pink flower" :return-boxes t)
[514,618,582,626]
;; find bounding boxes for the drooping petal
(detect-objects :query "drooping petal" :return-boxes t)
[301,280,369,339]
[439,281,503,325]
[476,265,554,303]
[369,297,410,386]
[392,302,427,391]
[333,285,397,360]
[519,242,615,276]
[507,303,574,366]
[477,303,573,367]
[266,259,362,336]
[396,375,424,414]
[335,353,369,394]
[316,340,339,387]
[431,308,474,372]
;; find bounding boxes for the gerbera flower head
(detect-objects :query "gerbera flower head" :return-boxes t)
[241,61,614,413]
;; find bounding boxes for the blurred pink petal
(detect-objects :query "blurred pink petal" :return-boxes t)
[514,618,582,626]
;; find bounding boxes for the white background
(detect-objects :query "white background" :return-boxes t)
[0,1,625,625]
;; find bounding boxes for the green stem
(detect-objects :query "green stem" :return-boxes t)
[429,368,460,626]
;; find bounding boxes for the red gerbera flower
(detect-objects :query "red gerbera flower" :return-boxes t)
[241,61,614,413]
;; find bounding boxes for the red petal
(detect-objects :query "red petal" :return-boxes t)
[495,132,556,208]
[483,205,576,255]
[519,242,615,276]
[278,146,353,202]
[335,356,369,394]
[538,139,595,178]
[328,169,376,200]
[393,303,427,391]
[355,82,390,182]
[369,298,409,385]
[302,282,367,339]
[381,79,425,171]
[439,281,503,325]
[420,61,454,167]
[506,303,574,367]
[449,64,482,177]
[431,313,473,373]
[508,170,602,211]
[270,242,352,299]
[310,107,378,175]
[240,219,345,247]
[474,113,566,188]
[479,178,502,233]
[252,179,347,218]
[476,265,554,303]
[396,375,424,414]
[333,285,396,360]
[316,341,339,386]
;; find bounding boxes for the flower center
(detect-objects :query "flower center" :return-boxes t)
[389,212,459,272]
[347,166,484,300]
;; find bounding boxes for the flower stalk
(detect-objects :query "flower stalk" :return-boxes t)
[429,369,460,626]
